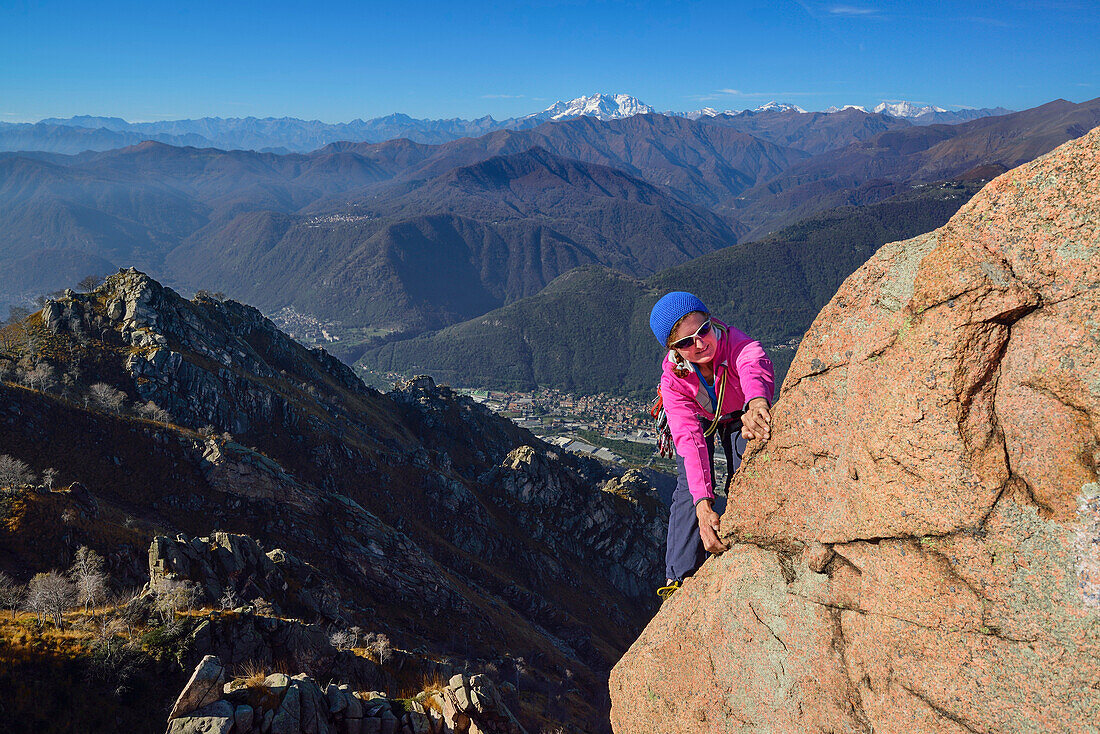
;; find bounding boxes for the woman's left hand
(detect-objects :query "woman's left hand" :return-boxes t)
[742,397,772,441]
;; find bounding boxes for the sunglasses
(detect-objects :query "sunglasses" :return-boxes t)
[670,319,712,350]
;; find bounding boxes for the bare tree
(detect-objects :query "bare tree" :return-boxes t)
[89,383,126,414]
[0,455,35,491]
[24,362,57,392]
[91,606,129,655]
[329,629,356,652]
[218,585,240,611]
[69,546,108,613]
[77,274,105,292]
[113,588,146,641]
[137,400,171,423]
[26,571,77,628]
[4,306,31,326]
[0,571,23,619]
[153,579,202,623]
[362,632,394,665]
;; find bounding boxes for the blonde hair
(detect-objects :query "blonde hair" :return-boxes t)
[666,310,707,377]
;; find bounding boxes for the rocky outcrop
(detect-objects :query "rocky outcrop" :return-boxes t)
[483,447,666,601]
[40,269,364,435]
[148,532,343,622]
[166,657,526,734]
[434,673,526,734]
[169,654,227,720]
[186,610,391,693]
[610,124,1100,730]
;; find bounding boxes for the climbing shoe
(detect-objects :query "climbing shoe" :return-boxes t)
[656,579,682,600]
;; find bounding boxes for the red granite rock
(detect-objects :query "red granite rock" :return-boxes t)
[611,126,1100,733]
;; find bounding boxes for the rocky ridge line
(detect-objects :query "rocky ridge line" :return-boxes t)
[14,271,669,731]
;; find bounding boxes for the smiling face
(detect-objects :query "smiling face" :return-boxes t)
[669,311,717,365]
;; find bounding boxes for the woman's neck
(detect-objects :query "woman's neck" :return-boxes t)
[695,362,714,382]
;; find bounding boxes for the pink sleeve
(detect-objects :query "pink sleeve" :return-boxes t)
[730,333,775,408]
[661,371,715,505]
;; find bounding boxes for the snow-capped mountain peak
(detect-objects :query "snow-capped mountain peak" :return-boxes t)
[673,107,740,120]
[754,101,807,113]
[873,101,948,118]
[537,94,655,121]
[824,104,868,113]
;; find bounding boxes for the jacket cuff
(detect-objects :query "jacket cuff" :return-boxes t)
[693,495,716,507]
[742,394,771,411]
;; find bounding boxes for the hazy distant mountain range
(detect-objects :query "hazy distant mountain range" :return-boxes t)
[358,178,989,394]
[2,93,1014,155]
[2,95,1097,395]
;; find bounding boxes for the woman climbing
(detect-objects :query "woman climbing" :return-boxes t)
[649,292,775,599]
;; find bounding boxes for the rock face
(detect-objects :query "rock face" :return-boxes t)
[169,654,226,719]
[609,125,1100,730]
[41,269,363,435]
[482,446,666,604]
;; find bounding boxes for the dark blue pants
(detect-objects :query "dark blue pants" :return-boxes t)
[665,421,744,581]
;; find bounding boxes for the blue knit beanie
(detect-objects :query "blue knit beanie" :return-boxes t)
[649,291,708,346]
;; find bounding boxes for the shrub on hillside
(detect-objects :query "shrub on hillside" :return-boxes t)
[69,546,108,613]
[218,585,240,611]
[0,455,36,491]
[86,639,148,699]
[0,571,23,618]
[141,617,196,666]
[89,383,127,414]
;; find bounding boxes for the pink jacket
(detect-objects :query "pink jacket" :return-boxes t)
[659,319,775,505]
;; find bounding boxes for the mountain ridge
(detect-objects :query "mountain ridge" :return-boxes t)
[355,178,989,394]
[5,95,1016,155]
[0,266,670,732]
[3,97,1097,356]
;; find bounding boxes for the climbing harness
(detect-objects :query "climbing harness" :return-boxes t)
[650,369,729,459]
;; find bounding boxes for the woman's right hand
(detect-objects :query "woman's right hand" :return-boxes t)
[742,397,772,441]
[696,499,730,554]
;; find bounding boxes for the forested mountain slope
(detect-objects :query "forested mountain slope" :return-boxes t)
[359,179,987,394]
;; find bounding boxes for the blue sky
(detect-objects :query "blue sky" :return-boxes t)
[2,0,1097,122]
